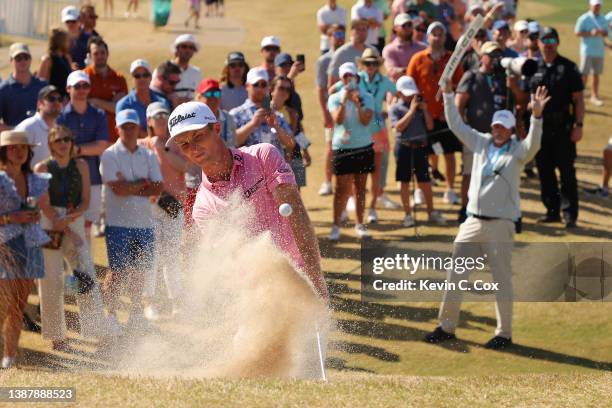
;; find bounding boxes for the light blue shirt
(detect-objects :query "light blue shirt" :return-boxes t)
[482,141,511,180]
[327,89,374,150]
[575,11,609,57]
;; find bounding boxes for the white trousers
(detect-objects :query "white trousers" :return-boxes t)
[143,204,183,300]
[438,217,515,339]
[39,208,110,340]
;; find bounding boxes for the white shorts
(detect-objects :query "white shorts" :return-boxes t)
[85,184,102,224]
[580,55,604,75]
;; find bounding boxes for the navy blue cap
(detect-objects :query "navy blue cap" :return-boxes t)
[493,20,510,31]
[274,52,293,67]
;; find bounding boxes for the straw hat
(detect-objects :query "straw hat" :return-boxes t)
[358,48,383,65]
[0,131,39,147]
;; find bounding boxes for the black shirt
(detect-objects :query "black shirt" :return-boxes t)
[457,70,509,133]
[522,54,583,116]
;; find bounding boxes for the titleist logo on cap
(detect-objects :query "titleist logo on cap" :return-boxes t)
[169,112,197,129]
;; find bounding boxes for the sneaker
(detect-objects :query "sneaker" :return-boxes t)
[1,356,16,369]
[318,182,333,196]
[431,168,446,182]
[590,96,604,107]
[584,187,609,198]
[413,188,425,206]
[429,210,447,224]
[346,196,356,212]
[367,208,378,224]
[143,305,161,322]
[484,336,513,350]
[329,225,340,241]
[23,314,41,333]
[402,215,415,227]
[424,326,456,344]
[354,223,370,238]
[537,213,561,223]
[340,210,349,224]
[379,193,401,209]
[444,190,460,205]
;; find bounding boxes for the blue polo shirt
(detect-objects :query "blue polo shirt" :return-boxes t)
[0,75,47,126]
[115,90,170,132]
[57,103,109,185]
[71,30,91,69]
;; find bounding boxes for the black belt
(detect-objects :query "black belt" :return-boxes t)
[470,214,502,221]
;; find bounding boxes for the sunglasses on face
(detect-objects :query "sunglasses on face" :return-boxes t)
[363,61,379,67]
[263,46,280,53]
[416,27,427,33]
[86,14,98,19]
[45,95,63,103]
[401,23,413,29]
[229,62,244,69]
[252,81,268,88]
[203,90,222,98]
[14,54,31,62]
[528,34,539,40]
[178,44,196,51]
[541,37,557,45]
[72,83,90,90]
[166,78,180,86]
[133,72,151,79]
[520,29,528,34]
[65,20,78,25]
[52,136,73,144]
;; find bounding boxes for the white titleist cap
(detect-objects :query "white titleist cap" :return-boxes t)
[339,62,357,77]
[491,110,516,129]
[167,101,218,143]
[396,76,419,97]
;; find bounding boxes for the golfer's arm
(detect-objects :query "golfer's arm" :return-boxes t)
[273,183,328,300]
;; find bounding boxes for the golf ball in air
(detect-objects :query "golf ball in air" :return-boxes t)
[279,203,293,217]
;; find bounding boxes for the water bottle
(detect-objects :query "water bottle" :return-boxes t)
[64,276,79,296]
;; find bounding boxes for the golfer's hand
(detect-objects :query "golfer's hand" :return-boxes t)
[441,79,453,94]
[530,86,551,119]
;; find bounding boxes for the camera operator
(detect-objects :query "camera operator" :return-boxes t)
[519,27,585,229]
[455,41,523,223]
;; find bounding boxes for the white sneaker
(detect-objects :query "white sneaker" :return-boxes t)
[444,190,460,205]
[367,208,378,224]
[379,193,401,209]
[340,210,349,224]
[354,223,370,238]
[590,96,604,107]
[143,305,160,322]
[318,182,333,196]
[329,225,340,241]
[346,196,356,212]
[1,356,16,369]
[402,215,415,227]
[106,314,123,337]
[429,210,447,224]
[413,188,425,206]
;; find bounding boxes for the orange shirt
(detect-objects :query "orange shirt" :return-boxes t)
[406,48,463,121]
[138,136,186,200]
[83,65,128,142]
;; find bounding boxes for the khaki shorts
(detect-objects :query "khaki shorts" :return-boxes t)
[580,55,604,75]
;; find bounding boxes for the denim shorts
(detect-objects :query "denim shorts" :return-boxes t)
[105,226,154,273]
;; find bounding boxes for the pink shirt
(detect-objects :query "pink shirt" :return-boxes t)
[382,37,427,82]
[192,144,303,268]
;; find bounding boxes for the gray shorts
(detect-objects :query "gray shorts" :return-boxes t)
[580,55,604,75]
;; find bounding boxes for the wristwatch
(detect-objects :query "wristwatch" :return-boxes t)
[575,122,583,128]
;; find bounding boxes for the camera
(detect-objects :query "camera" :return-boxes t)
[501,57,538,77]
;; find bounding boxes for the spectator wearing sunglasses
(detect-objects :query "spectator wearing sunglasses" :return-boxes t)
[383,13,426,82]
[139,102,189,321]
[260,36,282,82]
[57,71,110,239]
[15,86,63,167]
[196,79,237,148]
[61,6,90,70]
[220,52,250,112]
[80,4,101,37]
[509,20,529,54]
[170,34,203,104]
[230,67,295,154]
[150,61,182,109]
[0,43,48,131]
[83,37,128,143]
[116,59,170,136]
[521,21,542,61]
[413,18,428,43]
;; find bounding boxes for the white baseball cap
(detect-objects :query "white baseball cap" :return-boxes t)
[246,67,269,85]
[491,110,516,129]
[167,101,218,142]
[590,0,602,6]
[173,34,200,52]
[61,6,79,22]
[146,102,170,118]
[514,20,529,32]
[130,59,152,74]
[426,21,446,37]
[396,76,419,97]
[394,13,412,27]
[339,62,357,78]
[66,70,90,87]
[260,36,281,49]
